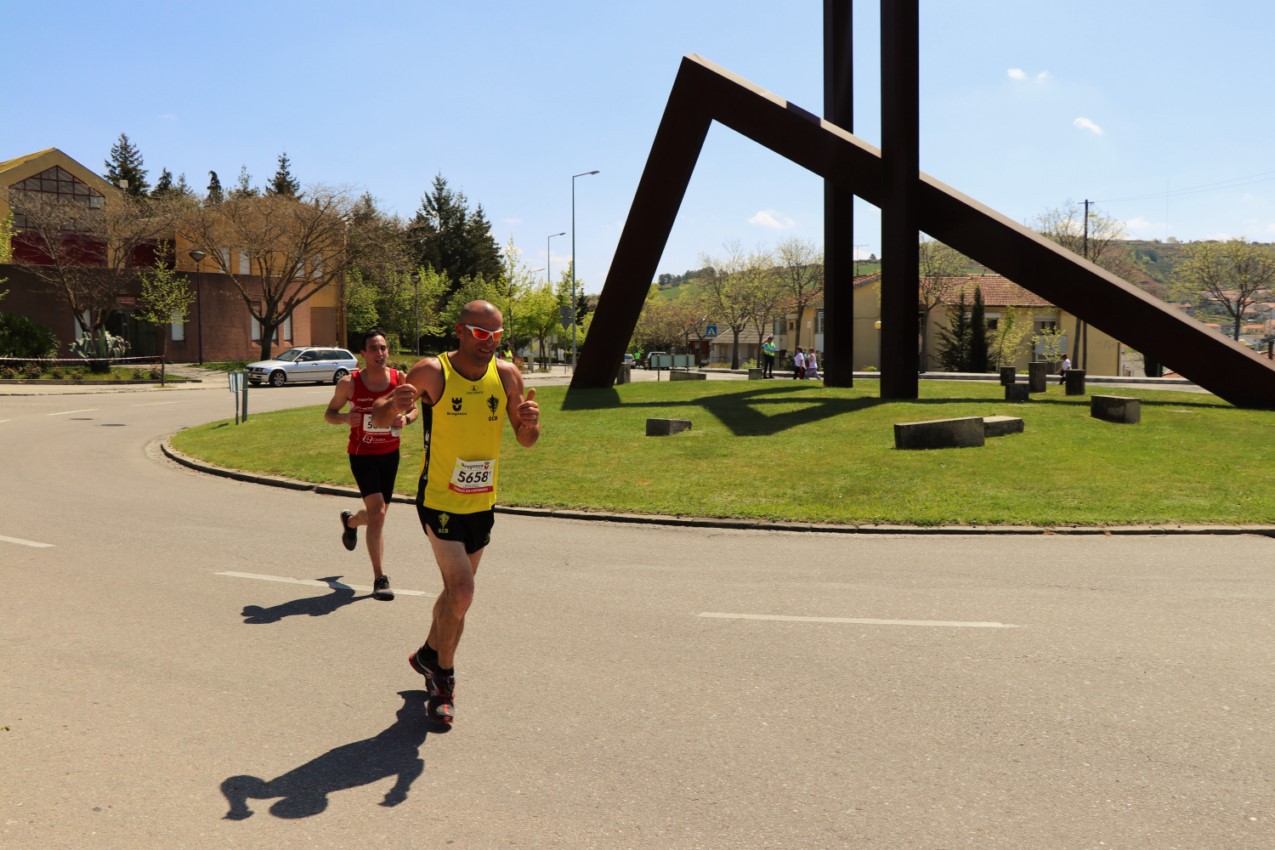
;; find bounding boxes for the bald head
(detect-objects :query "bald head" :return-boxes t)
[460,300,501,326]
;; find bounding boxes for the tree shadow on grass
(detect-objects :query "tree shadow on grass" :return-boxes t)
[240,576,366,624]
[220,690,435,820]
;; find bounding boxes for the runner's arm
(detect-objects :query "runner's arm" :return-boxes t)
[499,360,540,448]
[323,375,357,426]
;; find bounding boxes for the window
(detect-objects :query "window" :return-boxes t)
[282,315,292,341]
[219,248,232,271]
[251,305,262,341]
[10,166,105,228]
[171,311,185,341]
[238,251,250,275]
[816,310,825,334]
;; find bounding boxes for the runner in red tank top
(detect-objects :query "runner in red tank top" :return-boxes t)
[324,328,417,600]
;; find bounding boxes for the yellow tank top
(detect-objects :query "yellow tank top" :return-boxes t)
[417,353,508,513]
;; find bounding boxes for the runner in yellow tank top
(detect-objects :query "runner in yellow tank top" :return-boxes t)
[372,300,541,725]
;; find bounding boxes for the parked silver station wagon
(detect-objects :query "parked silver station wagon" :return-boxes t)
[245,347,357,387]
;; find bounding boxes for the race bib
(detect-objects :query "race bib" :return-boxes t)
[449,458,496,494]
[362,413,401,436]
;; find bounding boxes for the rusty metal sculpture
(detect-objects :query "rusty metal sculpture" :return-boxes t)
[574,2,1275,409]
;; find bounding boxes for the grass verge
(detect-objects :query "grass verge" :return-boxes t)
[171,380,1275,527]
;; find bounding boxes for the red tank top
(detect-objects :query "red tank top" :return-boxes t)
[347,368,403,455]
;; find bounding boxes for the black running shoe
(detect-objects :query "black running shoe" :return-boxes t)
[373,575,394,601]
[408,651,455,724]
[340,511,357,551]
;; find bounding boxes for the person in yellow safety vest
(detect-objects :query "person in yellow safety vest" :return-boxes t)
[762,335,777,378]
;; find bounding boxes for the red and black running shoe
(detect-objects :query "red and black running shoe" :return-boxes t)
[409,651,455,724]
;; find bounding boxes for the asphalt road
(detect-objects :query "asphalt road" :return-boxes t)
[1,374,1271,849]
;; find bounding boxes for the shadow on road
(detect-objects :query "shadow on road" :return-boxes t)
[220,690,440,819]
[239,576,366,624]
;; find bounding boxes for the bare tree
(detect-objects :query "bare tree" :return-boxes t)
[1034,201,1126,364]
[774,237,823,353]
[917,237,967,369]
[701,244,757,369]
[1173,239,1275,341]
[179,188,356,360]
[10,189,175,339]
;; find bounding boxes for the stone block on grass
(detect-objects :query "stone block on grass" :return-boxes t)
[1090,395,1141,424]
[983,415,1025,438]
[894,416,985,450]
[647,418,693,436]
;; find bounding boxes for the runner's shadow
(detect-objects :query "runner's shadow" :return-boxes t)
[220,690,436,820]
[240,576,366,624]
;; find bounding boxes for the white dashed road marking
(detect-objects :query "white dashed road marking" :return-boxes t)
[0,534,55,549]
[216,570,430,597]
[47,408,98,416]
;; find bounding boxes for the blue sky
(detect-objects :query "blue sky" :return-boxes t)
[6,1,1275,292]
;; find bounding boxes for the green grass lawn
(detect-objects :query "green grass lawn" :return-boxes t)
[171,380,1275,528]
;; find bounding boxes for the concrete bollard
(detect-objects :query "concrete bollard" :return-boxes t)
[1028,361,1048,393]
[1065,369,1087,396]
[1005,383,1030,402]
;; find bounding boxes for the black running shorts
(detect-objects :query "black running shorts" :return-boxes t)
[348,451,400,502]
[416,506,494,555]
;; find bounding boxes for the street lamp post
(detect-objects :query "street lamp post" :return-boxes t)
[411,271,421,356]
[570,170,599,372]
[188,249,206,364]
[546,231,565,287]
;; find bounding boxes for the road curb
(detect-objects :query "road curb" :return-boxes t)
[158,438,1275,538]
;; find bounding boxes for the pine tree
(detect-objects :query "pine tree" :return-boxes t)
[173,173,196,199]
[104,132,149,196]
[937,290,971,371]
[409,175,504,294]
[229,165,257,199]
[266,152,301,198]
[151,168,175,199]
[969,286,990,372]
[206,171,224,205]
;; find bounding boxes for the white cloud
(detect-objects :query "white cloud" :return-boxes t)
[1073,116,1103,135]
[748,209,795,230]
[1008,68,1049,83]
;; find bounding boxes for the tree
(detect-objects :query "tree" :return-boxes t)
[1173,239,1275,340]
[135,246,196,381]
[408,175,503,292]
[206,171,224,205]
[151,168,175,199]
[701,244,757,369]
[969,285,990,372]
[1034,201,1126,363]
[173,173,196,199]
[917,237,967,368]
[266,152,301,199]
[10,187,175,341]
[493,237,542,354]
[739,249,785,354]
[774,237,824,353]
[990,306,1035,368]
[179,187,357,360]
[104,132,149,197]
[229,165,257,200]
[344,192,413,342]
[0,211,13,302]
[936,289,971,372]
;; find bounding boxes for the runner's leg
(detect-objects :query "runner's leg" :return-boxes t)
[424,527,484,670]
